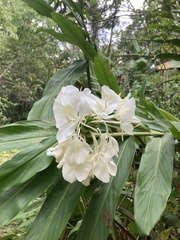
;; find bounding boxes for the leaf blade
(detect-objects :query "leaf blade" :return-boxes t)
[134,132,175,235]
[24,180,85,240]
[0,120,56,152]
[21,0,53,18]
[0,137,56,191]
[28,60,87,120]
[51,12,97,61]
[94,56,121,94]
[0,162,60,228]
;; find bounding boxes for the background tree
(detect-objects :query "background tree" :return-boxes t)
[0,0,75,124]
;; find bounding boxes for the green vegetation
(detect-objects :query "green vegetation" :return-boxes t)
[0,0,179,239]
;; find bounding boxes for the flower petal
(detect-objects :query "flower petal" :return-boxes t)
[93,159,110,183]
[63,136,90,164]
[106,161,117,176]
[120,122,134,135]
[56,123,76,143]
[75,163,92,182]
[62,164,77,183]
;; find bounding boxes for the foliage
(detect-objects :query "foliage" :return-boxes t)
[0,0,76,124]
[0,0,179,239]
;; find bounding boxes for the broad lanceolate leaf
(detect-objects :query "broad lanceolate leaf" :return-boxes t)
[134,132,175,235]
[52,13,97,61]
[0,137,56,191]
[77,137,135,240]
[21,0,53,18]
[24,179,85,240]
[94,56,121,94]
[0,162,60,228]
[0,120,56,152]
[28,60,87,120]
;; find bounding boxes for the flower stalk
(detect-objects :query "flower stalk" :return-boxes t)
[95,131,164,137]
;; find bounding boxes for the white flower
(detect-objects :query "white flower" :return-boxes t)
[61,135,92,183]
[101,85,122,116]
[90,134,118,183]
[113,94,141,135]
[49,135,92,184]
[53,86,93,143]
[46,139,68,163]
[48,85,141,185]
[87,85,121,119]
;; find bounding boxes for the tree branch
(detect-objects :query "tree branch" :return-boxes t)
[0,58,18,79]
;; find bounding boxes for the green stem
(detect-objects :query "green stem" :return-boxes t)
[111,220,118,240]
[95,131,164,137]
[86,60,92,90]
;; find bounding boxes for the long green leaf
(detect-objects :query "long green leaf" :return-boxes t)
[21,0,53,18]
[62,0,85,29]
[94,56,121,94]
[63,0,85,18]
[51,12,97,61]
[0,162,60,228]
[0,137,56,191]
[77,137,135,240]
[134,132,174,235]
[37,28,78,45]
[170,121,180,140]
[28,60,87,120]
[24,179,85,240]
[0,120,56,152]
[137,100,170,131]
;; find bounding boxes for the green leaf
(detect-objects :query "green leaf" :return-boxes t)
[51,12,97,61]
[0,162,60,228]
[132,38,140,53]
[134,132,175,235]
[21,0,53,18]
[159,109,179,122]
[62,0,85,28]
[0,120,56,152]
[94,56,121,94]
[77,137,135,240]
[28,60,87,120]
[170,121,180,140]
[137,100,170,131]
[37,28,79,45]
[156,53,180,61]
[24,180,85,240]
[154,39,180,47]
[64,0,84,18]
[0,137,56,191]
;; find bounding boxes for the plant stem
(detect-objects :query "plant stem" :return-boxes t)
[86,60,92,90]
[111,220,118,240]
[95,131,164,137]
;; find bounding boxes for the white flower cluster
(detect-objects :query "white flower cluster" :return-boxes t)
[47,85,140,185]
